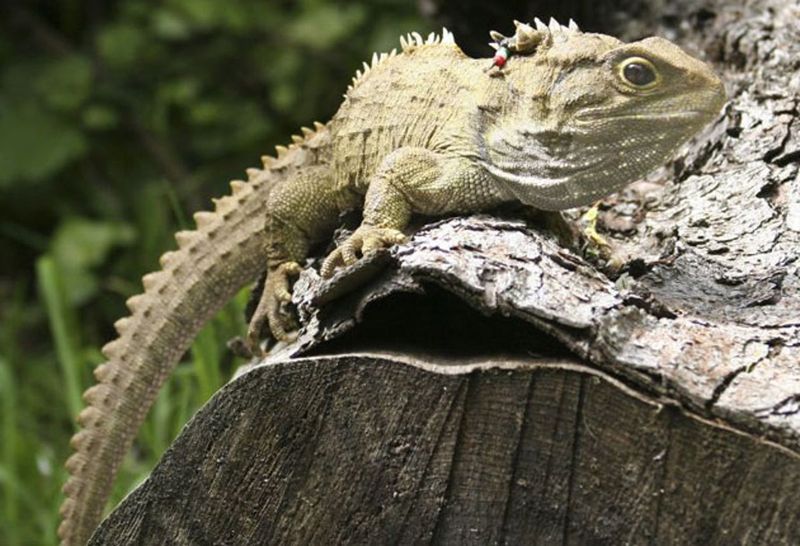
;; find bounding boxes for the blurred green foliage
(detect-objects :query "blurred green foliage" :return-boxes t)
[0,1,429,543]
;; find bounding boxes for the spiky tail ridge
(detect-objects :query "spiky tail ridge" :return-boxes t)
[58,123,329,546]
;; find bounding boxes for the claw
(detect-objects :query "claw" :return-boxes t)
[581,202,611,251]
[275,286,293,303]
[320,225,405,278]
[246,261,302,353]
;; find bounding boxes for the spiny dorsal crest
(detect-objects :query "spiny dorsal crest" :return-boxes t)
[345,50,398,94]
[489,18,580,55]
[344,28,455,97]
[261,121,327,169]
[399,27,456,53]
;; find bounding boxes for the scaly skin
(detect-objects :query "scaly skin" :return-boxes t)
[61,20,725,544]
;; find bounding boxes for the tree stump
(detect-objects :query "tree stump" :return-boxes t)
[92,0,800,543]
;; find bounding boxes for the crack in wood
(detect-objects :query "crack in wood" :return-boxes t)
[561,374,585,544]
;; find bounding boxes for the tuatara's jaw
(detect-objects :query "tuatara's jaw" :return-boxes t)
[480,160,629,211]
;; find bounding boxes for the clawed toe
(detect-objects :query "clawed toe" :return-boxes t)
[321,226,405,278]
[246,262,302,352]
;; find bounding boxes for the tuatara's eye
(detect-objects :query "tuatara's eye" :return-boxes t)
[619,57,659,88]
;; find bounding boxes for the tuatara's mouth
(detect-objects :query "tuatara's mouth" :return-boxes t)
[575,109,710,124]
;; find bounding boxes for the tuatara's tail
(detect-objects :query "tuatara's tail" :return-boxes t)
[58,123,329,546]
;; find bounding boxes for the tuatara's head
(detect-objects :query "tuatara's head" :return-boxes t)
[479,19,726,210]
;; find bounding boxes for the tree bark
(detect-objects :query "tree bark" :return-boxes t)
[93,0,800,543]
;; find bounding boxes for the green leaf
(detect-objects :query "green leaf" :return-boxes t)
[49,217,135,305]
[170,0,253,31]
[97,23,146,68]
[289,4,367,49]
[34,55,92,112]
[0,99,87,186]
[157,78,200,108]
[151,9,191,40]
[82,104,119,130]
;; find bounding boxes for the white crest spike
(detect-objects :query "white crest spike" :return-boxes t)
[77,406,103,428]
[175,230,195,246]
[142,272,160,291]
[93,363,111,382]
[371,52,379,66]
[212,196,235,214]
[125,294,145,314]
[245,168,259,181]
[399,35,408,50]
[411,31,423,45]
[230,179,247,192]
[314,121,325,131]
[534,18,548,32]
[275,145,289,158]
[101,339,123,358]
[442,28,454,44]
[64,455,83,475]
[549,17,561,34]
[83,384,111,407]
[159,250,179,268]
[62,476,82,497]
[68,429,90,450]
[568,19,580,31]
[291,134,303,144]
[301,126,314,137]
[113,317,131,335]
[193,211,216,228]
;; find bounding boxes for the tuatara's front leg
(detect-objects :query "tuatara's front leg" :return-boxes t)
[322,147,507,278]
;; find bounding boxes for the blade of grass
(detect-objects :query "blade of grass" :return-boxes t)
[191,321,221,402]
[162,178,189,230]
[0,357,20,546]
[0,283,24,543]
[36,255,84,420]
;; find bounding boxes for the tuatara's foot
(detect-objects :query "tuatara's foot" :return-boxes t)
[246,261,302,355]
[580,202,612,256]
[321,225,405,278]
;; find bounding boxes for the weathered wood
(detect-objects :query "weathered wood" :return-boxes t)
[92,354,800,545]
[94,0,800,542]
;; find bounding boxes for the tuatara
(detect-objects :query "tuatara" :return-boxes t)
[59,19,725,545]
